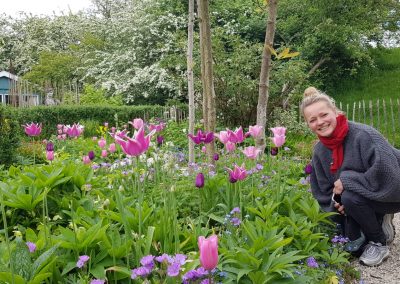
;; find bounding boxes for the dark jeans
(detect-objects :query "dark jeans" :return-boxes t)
[339,190,400,244]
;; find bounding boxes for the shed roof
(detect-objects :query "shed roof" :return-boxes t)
[0,71,18,81]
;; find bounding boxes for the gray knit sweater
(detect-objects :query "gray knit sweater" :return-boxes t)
[311,121,400,211]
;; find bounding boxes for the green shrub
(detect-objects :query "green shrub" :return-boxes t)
[0,106,20,166]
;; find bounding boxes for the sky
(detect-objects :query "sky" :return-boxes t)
[1,0,93,17]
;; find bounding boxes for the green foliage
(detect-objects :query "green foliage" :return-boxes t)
[0,106,20,167]
[10,104,169,138]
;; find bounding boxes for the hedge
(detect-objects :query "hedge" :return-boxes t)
[9,104,173,138]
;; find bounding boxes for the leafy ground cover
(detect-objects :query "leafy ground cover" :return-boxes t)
[0,118,359,283]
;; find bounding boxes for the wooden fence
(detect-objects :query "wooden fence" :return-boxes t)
[337,98,400,147]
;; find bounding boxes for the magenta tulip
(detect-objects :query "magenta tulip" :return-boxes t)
[65,123,84,138]
[242,146,261,159]
[115,126,154,157]
[148,122,165,132]
[228,164,247,183]
[195,173,205,188]
[198,235,218,270]
[22,122,42,137]
[130,118,144,130]
[188,129,214,144]
[227,127,244,143]
[98,138,106,148]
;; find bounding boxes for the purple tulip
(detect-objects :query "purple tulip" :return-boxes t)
[157,135,164,146]
[188,129,214,144]
[195,173,205,188]
[304,163,313,175]
[213,153,219,161]
[46,141,54,152]
[22,122,42,137]
[88,151,95,160]
[270,147,278,156]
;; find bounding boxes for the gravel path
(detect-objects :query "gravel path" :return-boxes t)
[352,213,400,284]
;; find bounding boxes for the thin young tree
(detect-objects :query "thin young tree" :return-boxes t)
[256,0,278,152]
[187,0,195,164]
[197,0,216,162]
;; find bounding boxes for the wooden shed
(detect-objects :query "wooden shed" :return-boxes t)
[0,71,40,106]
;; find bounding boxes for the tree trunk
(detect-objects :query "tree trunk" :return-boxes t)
[198,0,216,162]
[187,0,195,165]
[256,0,278,153]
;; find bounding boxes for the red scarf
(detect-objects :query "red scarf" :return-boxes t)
[318,114,349,174]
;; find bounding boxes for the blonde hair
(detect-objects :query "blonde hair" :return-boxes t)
[300,87,342,117]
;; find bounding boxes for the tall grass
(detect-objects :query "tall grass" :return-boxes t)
[332,47,400,105]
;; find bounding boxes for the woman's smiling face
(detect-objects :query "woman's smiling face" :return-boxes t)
[304,101,338,137]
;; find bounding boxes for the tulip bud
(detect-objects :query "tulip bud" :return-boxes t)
[270,147,278,156]
[213,153,219,161]
[46,142,54,152]
[82,155,91,164]
[109,143,116,153]
[98,138,106,148]
[304,163,313,175]
[88,151,95,161]
[195,173,205,188]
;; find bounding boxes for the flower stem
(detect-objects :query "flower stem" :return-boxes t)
[0,192,14,284]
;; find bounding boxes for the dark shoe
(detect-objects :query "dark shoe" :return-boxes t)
[359,241,390,266]
[344,232,366,256]
[382,214,395,244]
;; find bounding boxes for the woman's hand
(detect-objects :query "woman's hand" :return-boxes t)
[334,202,345,215]
[333,179,344,195]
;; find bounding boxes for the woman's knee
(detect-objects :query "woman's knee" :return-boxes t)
[341,190,368,208]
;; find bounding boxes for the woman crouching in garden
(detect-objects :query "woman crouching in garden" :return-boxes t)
[300,87,400,266]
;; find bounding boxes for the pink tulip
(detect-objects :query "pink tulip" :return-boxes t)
[148,122,165,132]
[111,127,116,133]
[98,138,106,148]
[270,127,286,147]
[270,127,286,136]
[201,146,207,153]
[22,122,42,136]
[82,155,91,164]
[46,151,54,161]
[130,118,144,130]
[242,146,261,159]
[101,150,108,158]
[228,164,247,183]
[227,127,244,143]
[272,136,286,147]
[57,129,63,135]
[57,124,63,130]
[215,131,229,144]
[65,123,84,138]
[198,235,218,270]
[92,136,98,141]
[247,125,263,138]
[61,134,67,140]
[225,141,236,152]
[115,126,154,157]
[109,143,116,153]
[104,122,109,128]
